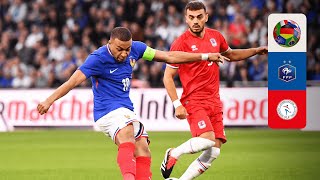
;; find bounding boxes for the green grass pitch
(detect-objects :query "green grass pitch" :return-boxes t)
[0,128,320,180]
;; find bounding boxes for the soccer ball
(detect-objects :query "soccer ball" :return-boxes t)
[273,19,301,47]
[165,178,179,180]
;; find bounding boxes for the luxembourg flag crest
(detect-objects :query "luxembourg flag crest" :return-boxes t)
[210,38,217,47]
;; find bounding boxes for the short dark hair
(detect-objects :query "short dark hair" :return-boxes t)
[110,27,132,41]
[185,1,206,12]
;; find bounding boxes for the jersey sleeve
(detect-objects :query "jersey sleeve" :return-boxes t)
[132,41,149,59]
[219,32,231,54]
[78,54,104,78]
[133,41,157,61]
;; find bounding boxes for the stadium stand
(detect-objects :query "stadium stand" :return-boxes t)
[0,0,319,88]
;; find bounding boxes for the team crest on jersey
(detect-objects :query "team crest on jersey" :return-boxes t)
[198,120,206,129]
[130,58,136,67]
[210,38,217,47]
[124,115,131,119]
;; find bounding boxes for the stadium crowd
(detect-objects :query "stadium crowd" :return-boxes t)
[0,0,319,88]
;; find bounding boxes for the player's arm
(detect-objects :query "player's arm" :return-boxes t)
[163,65,188,119]
[223,46,268,61]
[142,47,228,64]
[163,66,179,103]
[37,70,87,115]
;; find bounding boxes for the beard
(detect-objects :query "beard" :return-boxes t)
[189,25,204,36]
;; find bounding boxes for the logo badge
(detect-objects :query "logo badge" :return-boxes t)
[110,68,118,74]
[278,61,296,82]
[198,169,205,174]
[191,45,198,51]
[198,120,206,129]
[277,99,298,120]
[210,38,217,47]
[130,57,136,67]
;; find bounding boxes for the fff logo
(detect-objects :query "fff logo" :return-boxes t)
[278,61,296,82]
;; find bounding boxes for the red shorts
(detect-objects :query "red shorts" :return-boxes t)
[184,100,227,143]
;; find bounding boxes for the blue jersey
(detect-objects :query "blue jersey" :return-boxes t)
[79,41,151,121]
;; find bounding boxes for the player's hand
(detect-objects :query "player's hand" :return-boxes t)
[175,105,188,120]
[37,100,52,115]
[208,53,230,64]
[256,46,268,55]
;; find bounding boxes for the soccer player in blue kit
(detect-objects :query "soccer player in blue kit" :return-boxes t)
[37,27,228,180]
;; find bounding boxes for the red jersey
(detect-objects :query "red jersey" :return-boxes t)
[169,28,230,109]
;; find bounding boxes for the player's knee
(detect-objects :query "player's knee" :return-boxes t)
[199,131,216,142]
[135,138,151,157]
[191,137,215,152]
[136,144,151,157]
[199,147,220,164]
[116,134,135,145]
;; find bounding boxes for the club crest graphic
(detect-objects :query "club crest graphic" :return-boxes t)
[130,58,136,67]
[210,38,217,47]
[277,99,298,120]
[278,61,296,82]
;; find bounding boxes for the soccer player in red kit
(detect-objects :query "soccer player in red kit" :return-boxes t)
[160,1,268,179]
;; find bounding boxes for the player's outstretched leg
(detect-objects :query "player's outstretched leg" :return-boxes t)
[179,147,220,180]
[135,137,152,180]
[116,125,136,180]
[160,137,215,179]
[118,142,136,180]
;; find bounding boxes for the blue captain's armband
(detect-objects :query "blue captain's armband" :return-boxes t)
[142,46,156,61]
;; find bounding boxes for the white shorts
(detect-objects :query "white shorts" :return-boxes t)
[95,107,148,142]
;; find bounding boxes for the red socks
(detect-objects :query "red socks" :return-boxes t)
[117,142,136,180]
[117,143,152,180]
[136,156,152,180]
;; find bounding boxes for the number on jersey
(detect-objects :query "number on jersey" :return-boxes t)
[122,78,130,91]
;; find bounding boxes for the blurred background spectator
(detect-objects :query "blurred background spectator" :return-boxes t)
[0,0,319,89]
